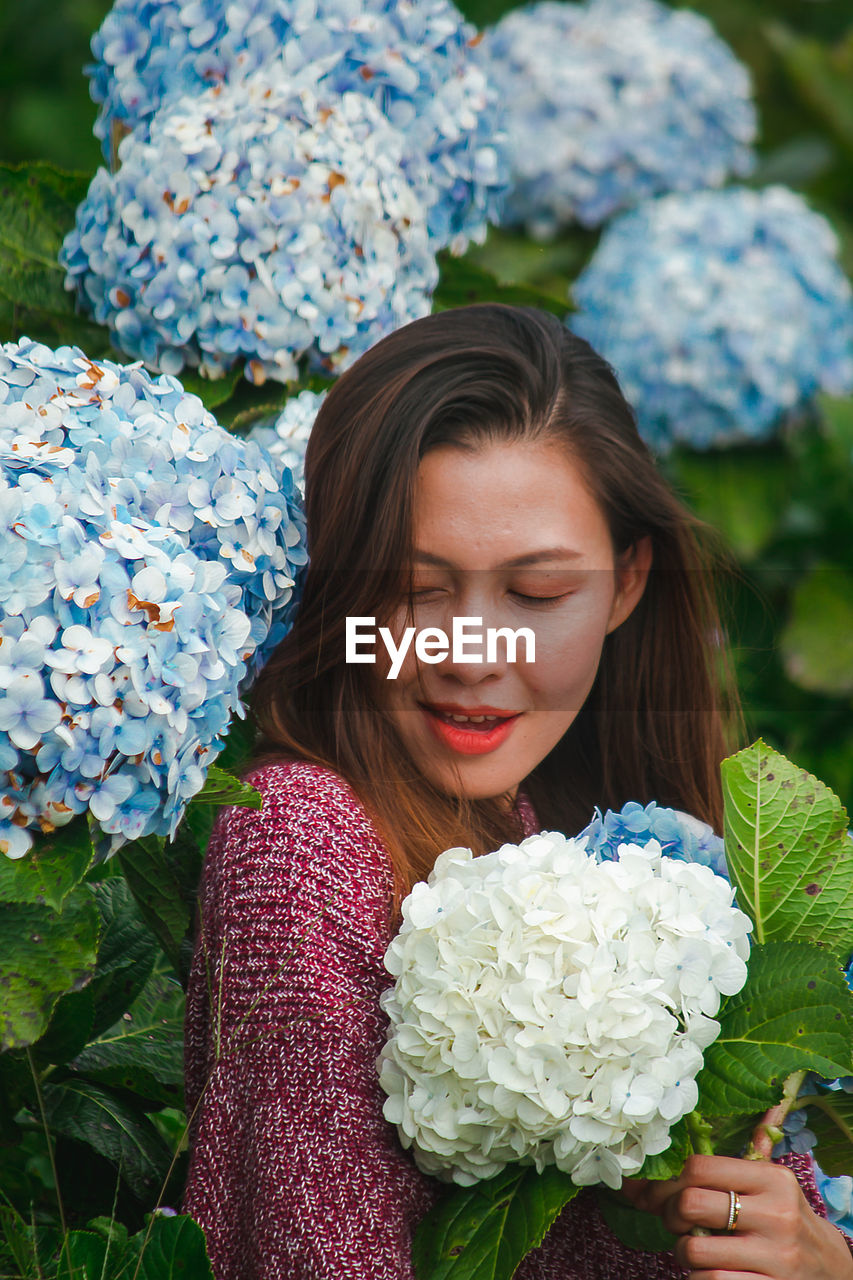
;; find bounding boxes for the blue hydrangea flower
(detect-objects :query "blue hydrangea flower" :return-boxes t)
[0,338,307,859]
[62,75,439,385]
[87,0,508,252]
[570,186,853,451]
[580,799,729,879]
[814,1160,853,1239]
[482,0,756,238]
[248,389,327,494]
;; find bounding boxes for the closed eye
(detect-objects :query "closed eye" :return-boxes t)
[511,592,573,607]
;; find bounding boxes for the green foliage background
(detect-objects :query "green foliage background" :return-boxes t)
[1,1,852,1275]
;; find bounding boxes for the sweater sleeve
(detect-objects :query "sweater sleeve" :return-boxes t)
[181,760,439,1280]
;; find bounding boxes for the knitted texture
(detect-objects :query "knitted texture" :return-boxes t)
[182,759,840,1279]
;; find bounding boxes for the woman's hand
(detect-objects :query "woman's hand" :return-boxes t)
[621,1153,853,1279]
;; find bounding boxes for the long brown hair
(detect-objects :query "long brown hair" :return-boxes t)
[251,304,742,908]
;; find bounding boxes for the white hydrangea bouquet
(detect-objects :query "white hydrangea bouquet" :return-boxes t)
[379,741,853,1277]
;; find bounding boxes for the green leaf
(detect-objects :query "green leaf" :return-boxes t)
[721,739,853,951]
[32,988,95,1064]
[0,162,115,354]
[596,1192,678,1253]
[433,255,568,318]
[0,162,88,309]
[0,890,99,1051]
[86,878,159,1040]
[72,979,184,1111]
[803,1092,853,1176]
[412,1165,579,1280]
[42,1078,172,1202]
[117,834,200,984]
[188,766,262,810]
[0,1205,38,1279]
[121,1213,214,1280]
[56,1231,114,1280]
[0,815,95,911]
[175,365,244,410]
[780,564,853,696]
[697,942,853,1117]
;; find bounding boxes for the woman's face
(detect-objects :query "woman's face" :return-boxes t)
[377,438,651,808]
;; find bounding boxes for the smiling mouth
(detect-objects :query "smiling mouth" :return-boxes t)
[417,704,523,756]
[419,704,520,730]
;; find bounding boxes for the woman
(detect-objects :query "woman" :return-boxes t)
[182,304,853,1279]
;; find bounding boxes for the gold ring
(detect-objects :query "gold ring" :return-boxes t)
[725,1189,741,1233]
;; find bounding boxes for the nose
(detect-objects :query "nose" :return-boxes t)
[431,580,521,686]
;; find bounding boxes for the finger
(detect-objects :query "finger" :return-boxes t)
[686,1274,766,1280]
[661,1186,745,1237]
[673,1228,772,1275]
[628,1153,797,1216]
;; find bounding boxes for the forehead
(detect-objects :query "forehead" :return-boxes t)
[411,439,614,570]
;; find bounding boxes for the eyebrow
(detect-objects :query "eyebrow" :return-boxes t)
[412,547,584,569]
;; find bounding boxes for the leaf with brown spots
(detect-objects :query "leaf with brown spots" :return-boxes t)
[722,739,853,956]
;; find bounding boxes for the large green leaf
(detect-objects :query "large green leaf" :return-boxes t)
[802,1092,853,1177]
[721,740,853,951]
[72,972,184,1111]
[412,1165,579,1280]
[780,564,853,696]
[42,1078,172,1202]
[697,942,853,1116]
[0,815,94,911]
[32,988,95,1064]
[121,1213,214,1280]
[56,1231,116,1280]
[0,890,99,1050]
[596,1193,678,1254]
[117,834,201,984]
[86,878,159,1040]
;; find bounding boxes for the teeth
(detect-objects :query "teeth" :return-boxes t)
[447,713,498,723]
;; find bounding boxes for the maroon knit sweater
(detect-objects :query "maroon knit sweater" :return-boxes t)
[182,759,836,1280]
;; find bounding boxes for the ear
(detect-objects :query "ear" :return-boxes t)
[606,535,653,635]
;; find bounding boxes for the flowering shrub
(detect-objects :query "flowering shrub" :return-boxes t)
[61,76,439,384]
[482,0,755,238]
[87,0,508,253]
[570,186,853,451]
[248,389,327,493]
[0,338,307,859]
[379,831,751,1189]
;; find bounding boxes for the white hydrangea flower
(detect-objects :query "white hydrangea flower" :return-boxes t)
[379,831,751,1188]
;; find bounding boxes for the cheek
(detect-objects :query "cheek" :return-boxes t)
[524,599,614,698]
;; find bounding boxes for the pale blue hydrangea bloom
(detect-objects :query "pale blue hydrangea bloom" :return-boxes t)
[814,1161,853,1239]
[248,389,327,494]
[482,0,756,238]
[580,799,728,879]
[570,186,853,450]
[0,338,307,860]
[87,0,508,252]
[62,75,440,385]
